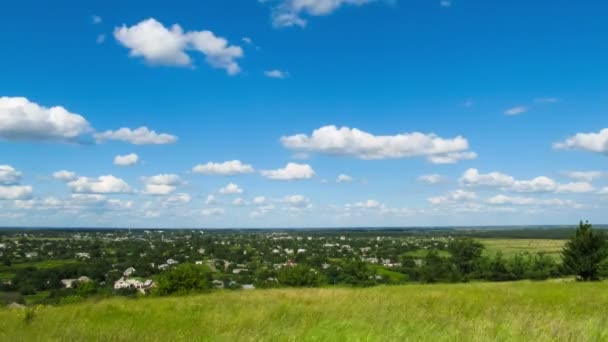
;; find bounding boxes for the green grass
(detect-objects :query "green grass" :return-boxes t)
[479,238,566,259]
[0,259,79,280]
[2,281,608,341]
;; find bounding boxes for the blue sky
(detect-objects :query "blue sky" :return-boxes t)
[0,0,607,228]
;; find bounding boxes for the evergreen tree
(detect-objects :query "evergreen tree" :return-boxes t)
[562,221,606,281]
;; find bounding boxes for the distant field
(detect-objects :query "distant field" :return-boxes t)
[2,281,608,341]
[0,259,78,280]
[479,238,566,259]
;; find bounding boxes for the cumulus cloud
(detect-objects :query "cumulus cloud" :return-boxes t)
[114,153,139,166]
[92,15,102,24]
[95,127,177,145]
[267,0,375,28]
[554,128,608,155]
[460,168,514,188]
[232,198,247,206]
[460,168,594,194]
[0,165,21,185]
[282,195,311,208]
[0,185,32,200]
[53,170,77,182]
[264,69,289,79]
[253,196,267,205]
[486,195,583,209]
[428,190,477,205]
[336,174,353,183]
[163,193,192,207]
[0,97,91,142]
[202,208,225,216]
[563,171,603,182]
[68,175,132,194]
[261,163,315,180]
[142,174,182,195]
[418,174,445,184]
[504,106,528,116]
[281,125,475,162]
[192,160,254,175]
[440,0,452,7]
[114,18,243,74]
[219,183,243,194]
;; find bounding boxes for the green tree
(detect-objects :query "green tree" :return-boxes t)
[154,263,213,296]
[278,265,325,287]
[562,221,606,281]
[448,238,484,278]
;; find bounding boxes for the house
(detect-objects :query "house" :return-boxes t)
[158,264,170,270]
[212,280,224,289]
[25,252,38,258]
[233,268,248,274]
[61,276,92,288]
[75,252,90,259]
[297,248,306,254]
[195,260,203,265]
[242,284,255,290]
[114,277,154,291]
[123,267,136,277]
[166,258,179,265]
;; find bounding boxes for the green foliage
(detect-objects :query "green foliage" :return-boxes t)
[154,264,213,296]
[448,238,484,278]
[562,221,606,281]
[278,265,325,287]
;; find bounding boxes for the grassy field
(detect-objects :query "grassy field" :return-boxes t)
[2,281,608,341]
[0,259,78,280]
[479,238,566,259]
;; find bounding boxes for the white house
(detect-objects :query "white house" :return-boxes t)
[123,267,136,277]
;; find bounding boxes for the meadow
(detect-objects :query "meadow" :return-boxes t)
[1,281,607,341]
[478,238,566,259]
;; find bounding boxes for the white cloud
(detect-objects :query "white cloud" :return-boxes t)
[264,69,289,79]
[511,176,557,193]
[94,127,177,145]
[261,163,315,180]
[0,97,91,142]
[281,125,475,162]
[205,195,217,205]
[0,185,32,200]
[219,183,243,194]
[461,168,594,194]
[353,199,383,209]
[53,170,77,182]
[232,198,247,206]
[504,106,528,116]
[563,171,603,182]
[92,15,102,24]
[599,187,608,195]
[202,208,225,216]
[114,18,243,74]
[486,195,582,208]
[282,195,311,208]
[268,0,375,28]
[534,97,560,104]
[242,37,253,44]
[336,174,353,183]
[114,153,139,166]
[96,34,106,44]
[253,196,267,205]
[556,182,595,194]
[440,0,452,7]
[192,160,254,175]
[554,128,608,155]
[0,165,21,185]
[164,193,192,206]
[68,175,132,194]
[142,174,181,195]
[429,189,477,205]
[418,174,445,184]
[427,151,477,164]
[460,168,514,188]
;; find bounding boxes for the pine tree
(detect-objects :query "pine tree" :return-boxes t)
[562,221,606,281]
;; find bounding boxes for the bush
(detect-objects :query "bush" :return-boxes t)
[154,263,213,296]
[278,265,325,287]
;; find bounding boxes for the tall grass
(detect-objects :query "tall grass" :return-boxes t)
[1,281,607,341]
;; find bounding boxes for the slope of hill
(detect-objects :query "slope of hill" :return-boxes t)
[1,281,607,341]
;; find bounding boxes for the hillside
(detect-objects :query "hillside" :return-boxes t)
[2,281,607,341]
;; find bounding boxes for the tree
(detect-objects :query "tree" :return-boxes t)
[278,265,325,287]
[448,238,484,279]
[562,221,606,281]
[154,263,213,296]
